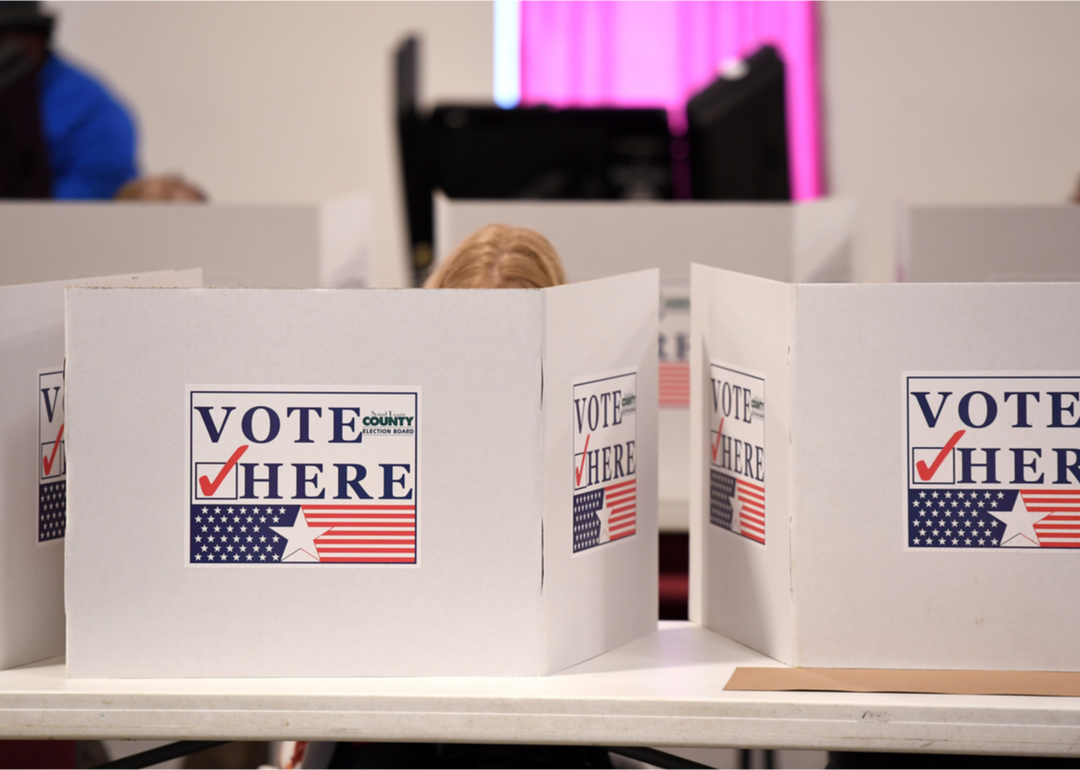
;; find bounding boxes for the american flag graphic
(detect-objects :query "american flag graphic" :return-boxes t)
[709,470,765,544]
[605,479,637,541]
[1022,489,1080,548]
[572,479,637,553]
[908,488,1080,549]
[39,480,65,543]
[659,361,690,408]
[188,503,416,564]
[302,504,417,562]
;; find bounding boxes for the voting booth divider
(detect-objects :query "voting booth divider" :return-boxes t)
[0,195,383,289]
[436,197,855,526]
[64,271,658,678]
[0,270,202,671]
[900,204,1080,283]
[690,263,1080,671]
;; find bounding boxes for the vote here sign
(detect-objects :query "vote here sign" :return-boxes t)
[572,371,637,554]
[187,387,419,566]
[905,373,1080,550]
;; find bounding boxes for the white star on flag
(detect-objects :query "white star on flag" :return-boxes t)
[996,496,1046,548]
[270,514,331,562]
[598,501,610,542]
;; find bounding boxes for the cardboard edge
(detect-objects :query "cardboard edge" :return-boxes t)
[724,666,1080,698]
[539,290,549,676]
[786,283,799,667]
[687,264,707,624]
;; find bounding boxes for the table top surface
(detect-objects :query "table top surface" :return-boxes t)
[2,622,1078,756]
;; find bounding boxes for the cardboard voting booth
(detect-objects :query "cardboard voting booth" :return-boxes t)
[690,263,1080,671]
[65,272,658,678]
[901,205,1080,283]
[0,195,385,289]
[436,197,855,528]
[0,269,201,670]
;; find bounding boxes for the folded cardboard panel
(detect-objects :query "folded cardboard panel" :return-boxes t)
[0,270,201,670]
[436,197,854,522]
[0,195,383,289]
[435,196,854,286]
[691,263,1080,670]
[542,275,659,674]
[901,205,1080,283]
[65,272,657,678]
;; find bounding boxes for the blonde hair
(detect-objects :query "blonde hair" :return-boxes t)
[424,224,567,289]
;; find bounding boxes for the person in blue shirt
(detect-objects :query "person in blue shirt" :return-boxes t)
[0,1,137,199]
[38,49,139,199]
[0,1,204,201]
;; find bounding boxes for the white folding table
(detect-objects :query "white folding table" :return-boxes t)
[0,622,1076,757]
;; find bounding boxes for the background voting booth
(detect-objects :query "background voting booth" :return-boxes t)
[64,272,658,678]
[690,263,1080,671]
[900,205,1080,283]
[0,195,379,289]
[0,270,202,671]
[435,197,856,531]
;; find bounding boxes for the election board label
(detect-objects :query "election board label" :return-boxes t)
[572,371,637,553]
[38,368,65,545]
[187,387,419,566]
[708,362,766,545]
[905,373,1080,550]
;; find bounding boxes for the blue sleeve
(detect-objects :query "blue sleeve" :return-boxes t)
[39,55,139,200]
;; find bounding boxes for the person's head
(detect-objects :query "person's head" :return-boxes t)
[0,2,53,65]
[424,224,567,289]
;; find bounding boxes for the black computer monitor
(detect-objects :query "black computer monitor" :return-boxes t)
[686,45,791,201]
[430,105,671,202]
[394,37,437,279]
[394,37,673,285]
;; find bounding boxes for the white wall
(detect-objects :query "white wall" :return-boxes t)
[821,1,1080,282]
[49,2,1080,286]
[52,1,494,288]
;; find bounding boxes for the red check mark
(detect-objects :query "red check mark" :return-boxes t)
[916,429,966,481]
[711,418,725,463]
[575,434,591,487]
[42,423,64,476]
[199,444,249,497]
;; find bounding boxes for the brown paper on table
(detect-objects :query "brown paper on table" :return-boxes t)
[725,667,1080,697]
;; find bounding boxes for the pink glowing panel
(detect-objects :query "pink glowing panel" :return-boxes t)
[520,1,822,200]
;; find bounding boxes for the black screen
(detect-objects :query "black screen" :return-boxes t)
[687,45,790,201]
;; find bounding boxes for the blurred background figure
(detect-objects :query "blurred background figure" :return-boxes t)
[0,0,55,197]
[0,0,136,199]
[0,0,206,202]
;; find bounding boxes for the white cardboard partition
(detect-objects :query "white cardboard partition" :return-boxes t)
[436,197,854,527]
[901,205,1080,283]
[435,196,854,285]
[0,195,384,289]
[64,273,658,678]
[690,263,1080,671]
[0,269,202,670]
